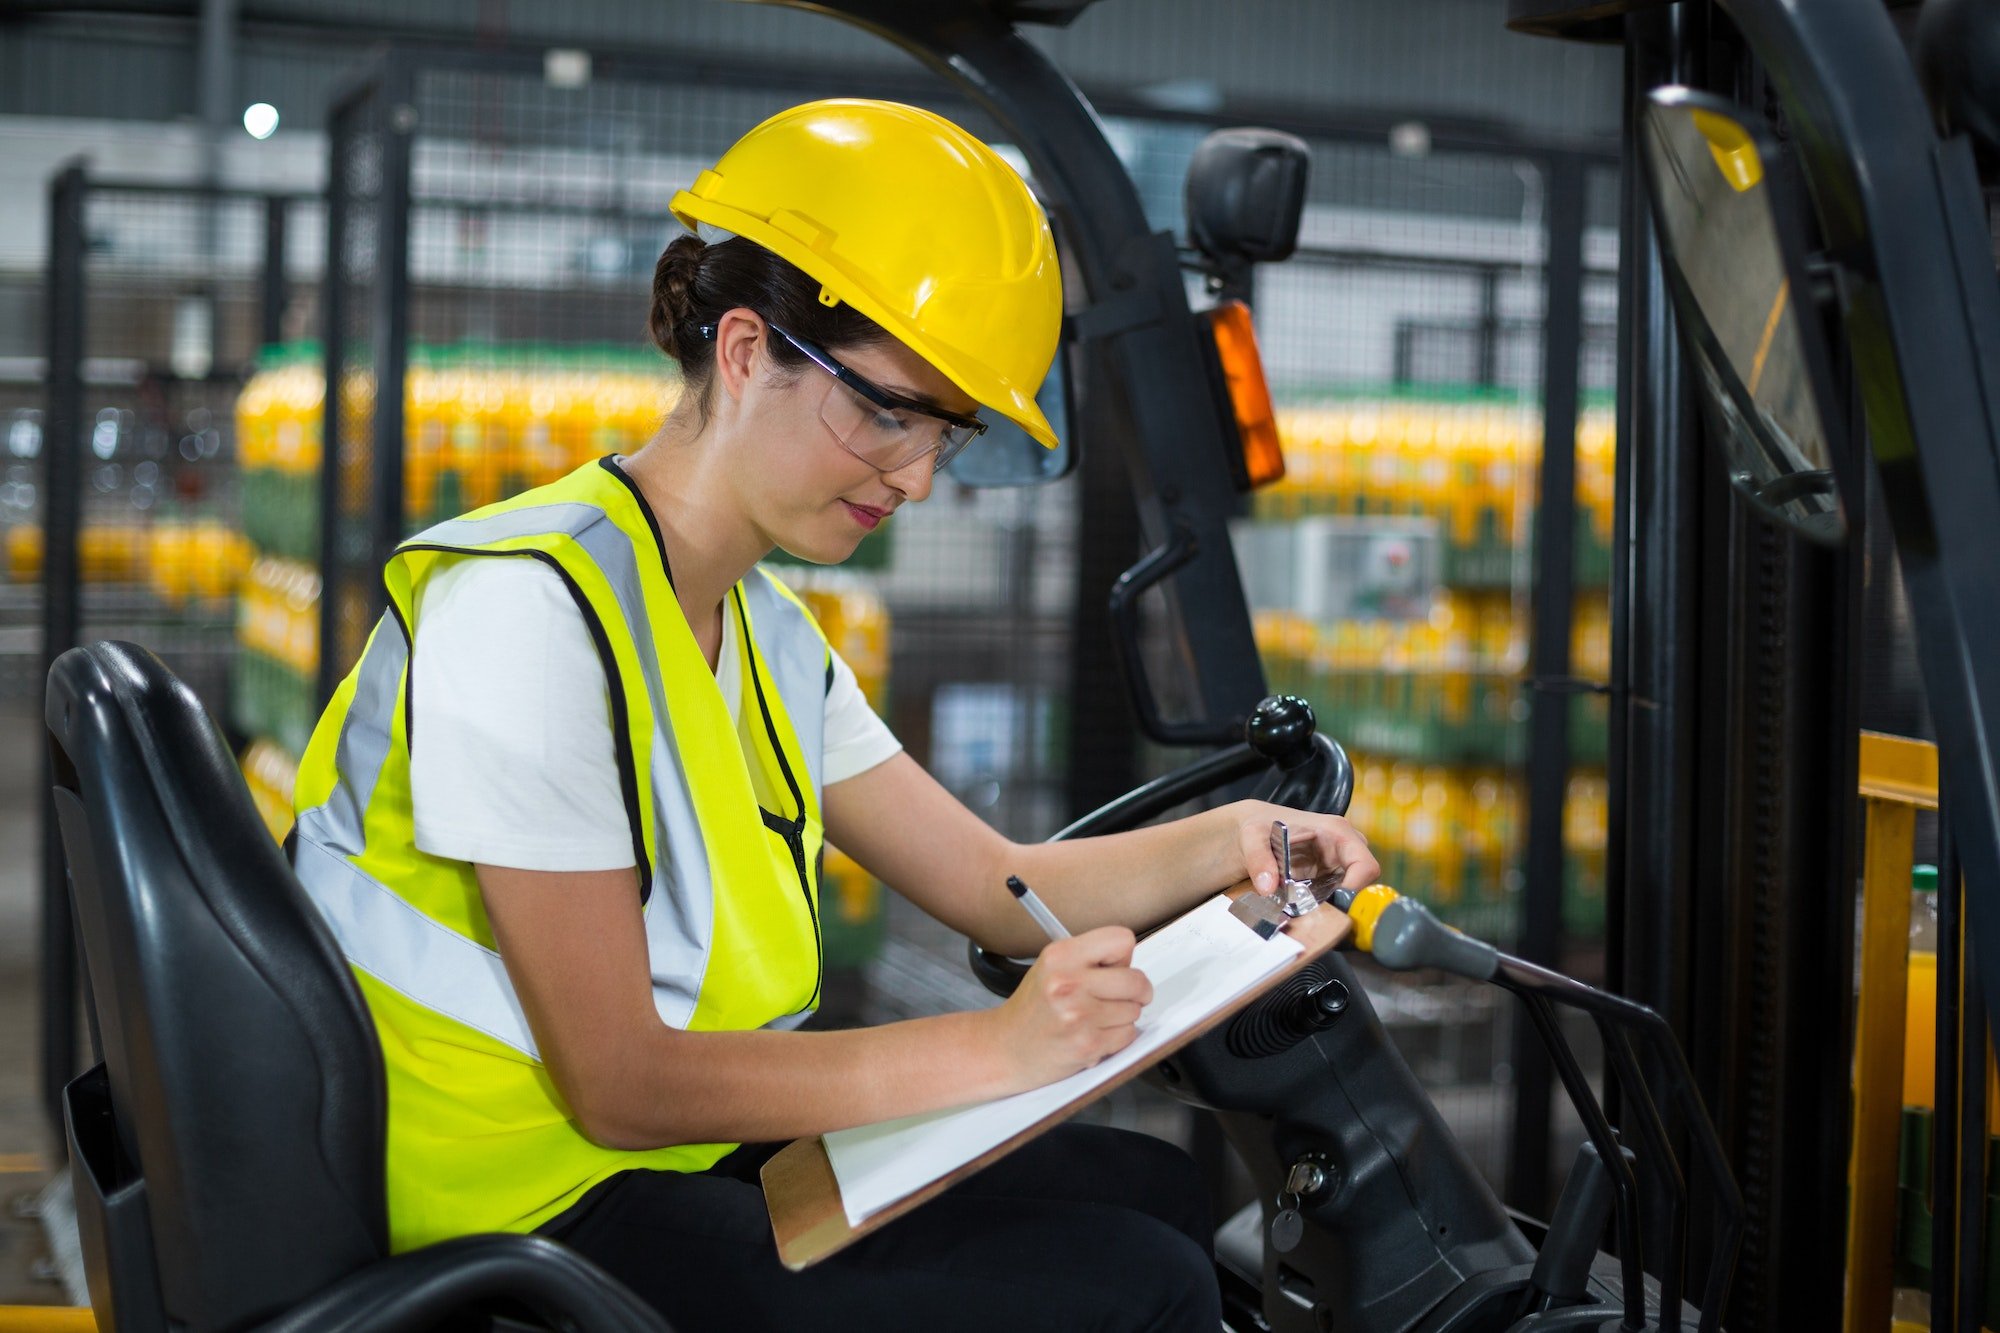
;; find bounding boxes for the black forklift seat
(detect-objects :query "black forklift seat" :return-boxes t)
[45,641,667,1333]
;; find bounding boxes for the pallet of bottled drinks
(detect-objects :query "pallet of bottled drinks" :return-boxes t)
[1251,389,1616,944]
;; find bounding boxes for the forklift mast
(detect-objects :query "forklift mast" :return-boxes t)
[1517,1,2000,1331]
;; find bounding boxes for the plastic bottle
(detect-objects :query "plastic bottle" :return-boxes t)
[1905,864,1941,1110]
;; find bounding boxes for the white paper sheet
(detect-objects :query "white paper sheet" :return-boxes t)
[823,896,1303,1226]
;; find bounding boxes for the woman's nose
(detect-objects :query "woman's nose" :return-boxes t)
[882,451,936,503]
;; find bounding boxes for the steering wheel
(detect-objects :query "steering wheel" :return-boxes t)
[967,694,1353,998]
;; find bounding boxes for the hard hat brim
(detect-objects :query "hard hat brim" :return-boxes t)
[669,194,1060,452]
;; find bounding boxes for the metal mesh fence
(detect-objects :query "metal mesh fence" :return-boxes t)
[10,180,316,721]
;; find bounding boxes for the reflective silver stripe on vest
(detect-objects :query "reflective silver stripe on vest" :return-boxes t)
[292,496,828,1048]
[292,828,542,1055]
[310,610,407,859]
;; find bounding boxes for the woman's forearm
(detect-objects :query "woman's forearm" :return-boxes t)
[577,1008,1016,1150]
[967,801,1251,955]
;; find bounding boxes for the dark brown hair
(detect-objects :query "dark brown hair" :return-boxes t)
[649,234,894,419]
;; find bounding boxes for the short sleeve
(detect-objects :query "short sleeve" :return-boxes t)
[408,556,638,871]
[823,647,902,785]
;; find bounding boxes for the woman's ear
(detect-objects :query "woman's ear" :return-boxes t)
[709,306,766,409]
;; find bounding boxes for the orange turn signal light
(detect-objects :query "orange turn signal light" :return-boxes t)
[1202,299,1285,490]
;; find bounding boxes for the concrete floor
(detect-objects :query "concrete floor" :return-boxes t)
[0,698,65,1305]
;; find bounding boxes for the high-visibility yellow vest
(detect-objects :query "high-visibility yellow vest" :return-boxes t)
[291,456,831,1251]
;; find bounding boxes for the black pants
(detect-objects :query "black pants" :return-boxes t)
[538,1123,1222,1332]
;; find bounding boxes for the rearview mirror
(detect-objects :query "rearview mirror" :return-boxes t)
[1639,87,1850,543]
[1185,128,1311,269]
[947,355,1074,487]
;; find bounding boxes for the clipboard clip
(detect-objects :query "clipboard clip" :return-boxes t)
[1270,820,1346,917]
[1229,820,1348,939]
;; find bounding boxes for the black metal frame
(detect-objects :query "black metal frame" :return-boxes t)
[1522,1,2000,1329]
[1510,146,1590,1215]
[36,166,309,1136]
[318,54,416,708]
[40,159,87,1139]
[1710,0,2000,1100]
[1489,951,1743,1332]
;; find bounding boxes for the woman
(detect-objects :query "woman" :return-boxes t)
[291,98,1378,1331]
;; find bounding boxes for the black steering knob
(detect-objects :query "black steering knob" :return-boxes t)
[1245,694,1317,770]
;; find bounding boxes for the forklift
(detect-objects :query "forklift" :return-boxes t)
[34,0,2000,1329]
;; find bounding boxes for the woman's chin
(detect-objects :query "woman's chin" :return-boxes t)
[770,531,865,566]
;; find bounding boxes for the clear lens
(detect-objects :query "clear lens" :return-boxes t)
[818,377,979,473]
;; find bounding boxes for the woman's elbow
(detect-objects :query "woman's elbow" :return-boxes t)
[573,1110,662,1153]
[566,1083,672,1151]
[550,1053,675,1151]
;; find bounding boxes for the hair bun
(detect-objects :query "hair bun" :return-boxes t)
[649,233,708,363]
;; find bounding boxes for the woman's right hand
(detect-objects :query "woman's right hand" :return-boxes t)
[987,926,1155,1091]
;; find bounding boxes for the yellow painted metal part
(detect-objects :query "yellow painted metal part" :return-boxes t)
[1845,796,1917,1333]
[1844,730,1944,1333]
[1858,730,1941,810]
[0,1309,97,1331]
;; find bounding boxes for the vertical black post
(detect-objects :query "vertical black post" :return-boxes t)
[39,160,88,1137]
[1935,783,1961,1333]
[317,97,350,708]
[1476,266,1502,390]
[1064,341,1143,820]
[261,194,288,349]
[369,62,415,593]
[1936,791,1962,1333]
[1943,798,1987,1333]
[318,81,354,704]
[1613,5,1711,1288]
[1957,947,1986,1333]
[1507,150,1586,1216]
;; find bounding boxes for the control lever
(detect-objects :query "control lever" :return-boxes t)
[1518,1139,1631,1316]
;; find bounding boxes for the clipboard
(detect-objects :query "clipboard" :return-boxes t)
[762,884,1352,1270]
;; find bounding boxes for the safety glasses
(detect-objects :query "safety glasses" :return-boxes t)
[763,320,987,474]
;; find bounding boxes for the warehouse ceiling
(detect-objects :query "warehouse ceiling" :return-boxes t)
[0,0,1621,144]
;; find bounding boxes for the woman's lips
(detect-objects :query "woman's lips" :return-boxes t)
[842,500,886,531]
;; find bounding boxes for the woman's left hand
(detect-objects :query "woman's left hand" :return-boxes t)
[1231,800,1380,899]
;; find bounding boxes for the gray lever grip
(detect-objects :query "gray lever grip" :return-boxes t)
[1365,896,1500,981]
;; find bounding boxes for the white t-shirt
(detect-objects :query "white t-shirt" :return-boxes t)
[407,556,901,872]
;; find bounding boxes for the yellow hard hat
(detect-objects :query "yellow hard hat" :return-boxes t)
[671,99,1063,449]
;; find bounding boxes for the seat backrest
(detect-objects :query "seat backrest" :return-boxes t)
[46,642,387,1331]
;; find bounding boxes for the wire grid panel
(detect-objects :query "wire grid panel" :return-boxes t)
[4,184,282,713]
